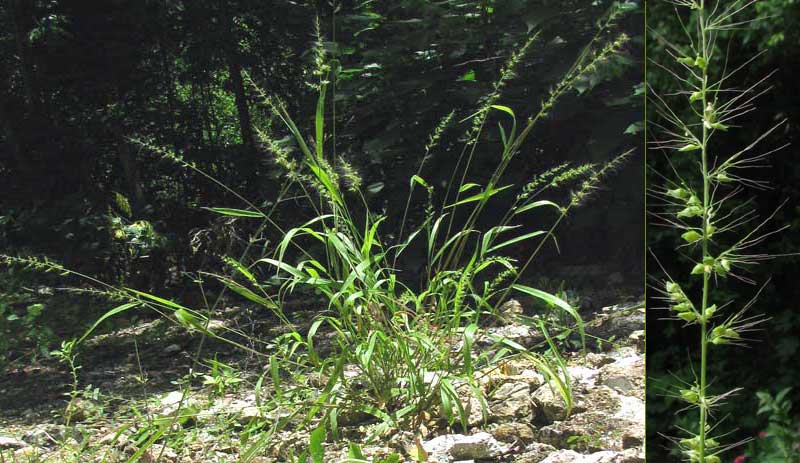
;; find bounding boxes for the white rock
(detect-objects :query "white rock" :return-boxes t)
[160,390,185,407]
[0,436,28,449]
[140,444,178,463]
[567,365,599,388]
[532,382,569,422]
[491,422,536,443]
[158,390,200,416]
[164,344,182,354]
[614,395,644,423]
[490,381,534,420]
[498,299,524,323]
[598,354,643,396]
[540,449,623,463]
[480,324,539,347]
[513,442,558,462]
[206,319,226,331]
[422,432,510,462]
[627,330,645,351]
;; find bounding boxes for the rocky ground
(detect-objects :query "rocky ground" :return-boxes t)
[0,301,644,463]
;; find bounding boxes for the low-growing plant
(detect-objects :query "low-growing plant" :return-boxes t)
[649,1,790,461]
[202,356,244,396]
[51,339,81,426]
[744,388,800,462]
[0,272,56,366]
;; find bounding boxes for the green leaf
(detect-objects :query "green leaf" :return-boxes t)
[307,163,343,206]
[447,184,514,208]
[77,302,141,344]
[175,308,207,331]
[457,69,476,81]
[514,199,563,215]
[202,207,264,218]
[221,279,276,309]
[366,182,385,194]
[315,83,327,159]
[269,355,282,401]
[129,289,193,312]
[459,183,481,193]
[490,105,515,119]
[512,285,585,350]
[309,426,326,463]
[487,230,546,254]
[224,258,258,285]
[624,121,643,135]
[410,175,430,190]
[348,443,366,460]
[462,323,479,373]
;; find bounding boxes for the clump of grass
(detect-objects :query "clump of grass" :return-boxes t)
[649,1,790,461]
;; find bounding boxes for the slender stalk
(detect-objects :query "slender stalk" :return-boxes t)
[698,1,710,459]
[652,2,787,461]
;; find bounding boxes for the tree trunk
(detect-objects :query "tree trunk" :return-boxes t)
[117,140,145,214]
[227,56,255,149]
[10,0,40,116]
[219,0,254,149]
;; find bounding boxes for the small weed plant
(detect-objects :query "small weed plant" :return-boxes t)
[742,388,800,462]
[650,1,790,462]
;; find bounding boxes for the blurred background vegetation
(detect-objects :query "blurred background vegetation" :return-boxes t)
[1,1,641,368]
[647,0,800,461]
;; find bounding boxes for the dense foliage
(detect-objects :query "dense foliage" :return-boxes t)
[1,0,642,366]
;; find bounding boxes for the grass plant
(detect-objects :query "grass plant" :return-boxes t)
[649,1,790,461]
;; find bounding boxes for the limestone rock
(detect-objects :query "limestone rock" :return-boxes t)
[490,381,534,421]
[0,436,28,450]
[627,331,644,352]
[163,344,182,354]
[422,432,510,462]
[566,365,599,389]
[597,354,644,399]
[498,299,524,323]
[479,324,542,348]
[21,424,70,447]
[585,304,644,340]
[140,444,178,463]
[491,422,536,444]
[532,382,570,422]
[539,449,643,463]
[513,443,558,462]
[158,390,201,417]
[585,353,615,368]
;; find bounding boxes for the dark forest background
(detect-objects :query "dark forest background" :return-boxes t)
[0,1,642,368]
[647,0,800,461]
